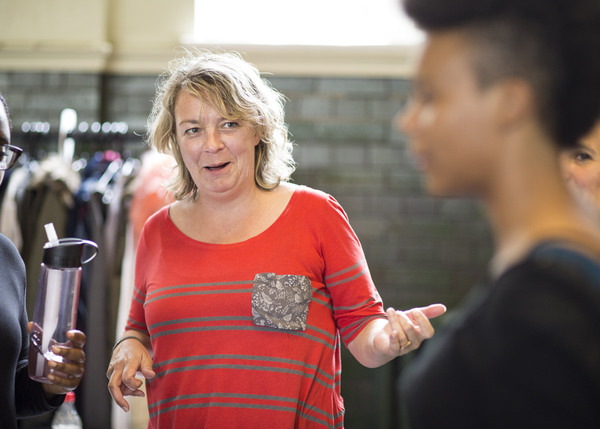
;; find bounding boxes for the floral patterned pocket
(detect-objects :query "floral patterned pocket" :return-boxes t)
[251,273,312,331]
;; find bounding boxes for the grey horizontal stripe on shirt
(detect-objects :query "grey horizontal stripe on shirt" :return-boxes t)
[149,392,299,410]
[150,362,335,392]
[146,280,252,299]
[326,267,368,288]
[144,280,330,306]
[333,297,378,312]
[324,258,365,280]
[149,316,250,330]
[149,316,336,342]
[149,400,337,427]
[150,324,336,351]
[148,392,341,425]
[131,292,144,306]
[153,354,337,383]
[144,288,251,306]
[313,288,331,301]
[341,315,386,343]
[126,317,146,331]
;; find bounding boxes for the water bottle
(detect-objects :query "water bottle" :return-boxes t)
[51,391,83,429]
[28,223,97,383]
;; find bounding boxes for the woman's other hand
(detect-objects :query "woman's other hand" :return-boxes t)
[106,333,156,412]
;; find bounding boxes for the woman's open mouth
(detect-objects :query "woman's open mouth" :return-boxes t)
[205,162,230,172]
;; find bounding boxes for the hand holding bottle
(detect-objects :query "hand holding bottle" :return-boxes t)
[28,323,86,397]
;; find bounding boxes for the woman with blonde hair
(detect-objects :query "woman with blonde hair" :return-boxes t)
[107,51,445,428]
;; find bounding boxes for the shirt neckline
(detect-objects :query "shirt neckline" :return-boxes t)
[162,185,304,249]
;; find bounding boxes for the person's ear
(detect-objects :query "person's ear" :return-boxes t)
[491,78,535,130]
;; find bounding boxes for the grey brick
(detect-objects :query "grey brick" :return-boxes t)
[43,73,65,89]
[298,96,333,119]
[349,217,389,240]
[283,98,301,119]
[2,92,26,110]
[369,99,405,121]
[66,92,100,112]
[363,194,402,215]
[335,99,369,119]
[316,122,387,141]
[30,93,68,112]
[107,75,155,96]
[0,73,10,89]
[265,76,315,94]
[370,146,404,167]
[390,79,413,96]
[330,144,365,166]
[65,73,100,88]
[12,72,44,89]
[322,169,386,192]
[294,142,330,168]
[390,125,409,145]
[288,122,316,141]
[317,78,389,97]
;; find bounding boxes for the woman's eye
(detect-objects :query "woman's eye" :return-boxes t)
[222,121,239,130]
[573,152,593,162]
[417,90,435,104]
[411,84,435,105]
[185,127,201,135]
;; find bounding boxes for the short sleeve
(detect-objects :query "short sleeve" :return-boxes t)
[316,194,386,344]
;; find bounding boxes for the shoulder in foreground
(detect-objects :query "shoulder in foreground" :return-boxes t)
[0,233,20,256]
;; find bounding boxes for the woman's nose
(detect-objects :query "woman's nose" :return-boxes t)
[204,128,224,152]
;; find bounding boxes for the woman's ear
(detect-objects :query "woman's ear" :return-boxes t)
[492,78,535,130]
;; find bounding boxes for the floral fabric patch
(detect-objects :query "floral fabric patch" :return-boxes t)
[251,273,312,331]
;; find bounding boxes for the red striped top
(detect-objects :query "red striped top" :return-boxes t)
[126,185,386,428]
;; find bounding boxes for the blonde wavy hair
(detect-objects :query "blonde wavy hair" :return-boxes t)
[147,50,296,200]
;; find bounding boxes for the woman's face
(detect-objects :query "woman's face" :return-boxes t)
[174,90,260,200]
[560,123,600,212]
[397,31,503,197]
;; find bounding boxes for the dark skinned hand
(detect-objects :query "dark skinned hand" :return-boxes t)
[27,322,86,398]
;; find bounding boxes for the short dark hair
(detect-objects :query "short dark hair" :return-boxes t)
[401,0,600,147]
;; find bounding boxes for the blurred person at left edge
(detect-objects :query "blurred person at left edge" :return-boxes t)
[0,92,86,429]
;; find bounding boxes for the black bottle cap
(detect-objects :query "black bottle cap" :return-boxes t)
[42,238,98,268]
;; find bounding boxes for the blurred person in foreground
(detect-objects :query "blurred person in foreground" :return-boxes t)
[397,0,600,427]
[0,93,86,428]
[106,51,446,428]
[561,122,600,215]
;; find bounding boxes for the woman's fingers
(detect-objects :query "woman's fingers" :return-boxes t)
[386,304,444,356]
[416,303,447,319]
[107,340,154,412]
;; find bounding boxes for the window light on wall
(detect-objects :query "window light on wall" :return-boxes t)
[191,0,424,46]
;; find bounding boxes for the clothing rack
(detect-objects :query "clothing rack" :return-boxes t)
[5,110,153,429]
[12,120,148,160]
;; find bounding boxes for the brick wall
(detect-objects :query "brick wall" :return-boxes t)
[0,71,493,428]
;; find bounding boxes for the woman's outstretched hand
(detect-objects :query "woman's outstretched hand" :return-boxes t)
[348,303,446,368]
[377,304,447,356]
